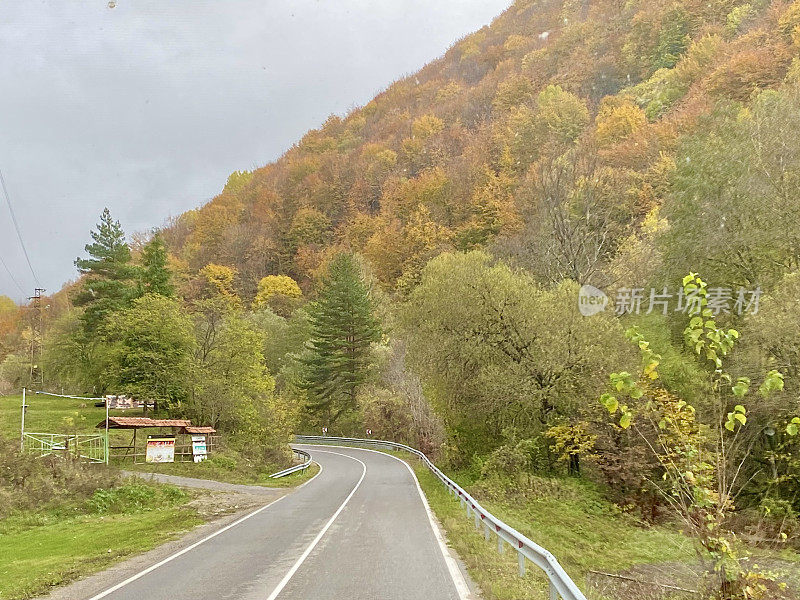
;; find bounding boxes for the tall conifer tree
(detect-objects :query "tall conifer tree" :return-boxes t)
[301,253,381,425]
[74,208,136,333]
[139,233,175,298]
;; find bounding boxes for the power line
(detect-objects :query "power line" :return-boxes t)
[0,252,25,296]
[0,168,41,286]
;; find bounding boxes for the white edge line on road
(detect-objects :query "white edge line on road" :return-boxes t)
[297,444,472,600]
[265,450,367,600]
[87,464,324,600]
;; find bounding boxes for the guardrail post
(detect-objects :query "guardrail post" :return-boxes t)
[474,510,480,530]
[483,522,491,541]
[549,581,559,600]
[518,552,526,577]
[498,535,505,554]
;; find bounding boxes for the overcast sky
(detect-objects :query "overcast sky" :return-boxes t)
[0,0,510,302]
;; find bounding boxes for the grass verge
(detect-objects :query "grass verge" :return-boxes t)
[0,480,203,600]
[409,459,696,600]
[124,458,320,488]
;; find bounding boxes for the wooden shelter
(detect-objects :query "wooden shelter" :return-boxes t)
[97,416,217,463]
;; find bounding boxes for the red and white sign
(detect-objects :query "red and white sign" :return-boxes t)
[145,437,175,463]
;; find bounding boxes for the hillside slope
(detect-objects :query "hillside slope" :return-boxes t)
[162,0,800,299]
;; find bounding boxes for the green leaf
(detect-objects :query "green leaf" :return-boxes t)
[787,423,799,436]
[759,370,785,397]
[600,393,618,414]
[619,412,632,429]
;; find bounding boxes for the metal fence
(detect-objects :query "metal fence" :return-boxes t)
[295,435,587,600]
[23,432,106,463]
[269,448,312,478]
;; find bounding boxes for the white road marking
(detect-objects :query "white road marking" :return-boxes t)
[87,465,323,600]
[295,444,473,600]
[266,450,367,600]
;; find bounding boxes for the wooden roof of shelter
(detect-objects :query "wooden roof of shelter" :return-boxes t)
[96,416,192,429]
[183,426,216,434]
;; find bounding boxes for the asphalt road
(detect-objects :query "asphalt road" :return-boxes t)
[84,445,470,600]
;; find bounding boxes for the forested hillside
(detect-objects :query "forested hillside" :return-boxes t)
[4,0,800,596]
[164,0,800,297]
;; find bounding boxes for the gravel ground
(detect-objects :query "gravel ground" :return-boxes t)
[121,470,282,496]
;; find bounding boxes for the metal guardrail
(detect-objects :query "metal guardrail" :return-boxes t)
[23,432,106,463]
[268,448,312,478]
[295,435,587,600]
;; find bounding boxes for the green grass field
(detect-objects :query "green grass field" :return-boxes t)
[1,391,132,441]
[0,480,204,600]
[1,392,308,485]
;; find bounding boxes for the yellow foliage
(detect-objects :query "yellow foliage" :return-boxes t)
[503,34,530,53]
[0,296,16,317]
[608,206,669,287]
[493,74,535,112]
[253,275,302,309]
[779,1,800,38]
[381,168,451,221]
[411,114,445,140]
[594,98,648,147]
[458,30,486,60]
[289,208,331,248]
[535,84,589,143]
[435,80,463,102]
[199,263,239,304]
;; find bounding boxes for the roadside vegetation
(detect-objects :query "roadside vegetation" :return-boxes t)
[0,436,203,600]
[125,458,319,488]
[0,393,316,486]
[413,462,695,600]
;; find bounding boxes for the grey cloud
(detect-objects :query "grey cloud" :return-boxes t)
[0,0,510,301]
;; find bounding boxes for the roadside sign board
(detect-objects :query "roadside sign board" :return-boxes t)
[105,395,155,410]
[192,435,208,463]
[146,437,175,463]
[106,395,141,409]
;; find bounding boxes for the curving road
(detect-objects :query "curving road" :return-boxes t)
[80,445,471,600]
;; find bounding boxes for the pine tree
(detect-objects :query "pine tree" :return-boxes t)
[139,233,175,297]
[74,208,137,333]
[301,253,381,425]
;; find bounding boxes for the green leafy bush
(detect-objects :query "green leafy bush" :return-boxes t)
[86,482,188,514]
[0,436,118,517]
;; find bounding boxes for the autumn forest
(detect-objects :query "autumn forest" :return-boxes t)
[4,0,800,596]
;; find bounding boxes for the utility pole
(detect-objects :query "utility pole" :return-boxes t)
[20,387,27,451]
[27,288,45,389]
